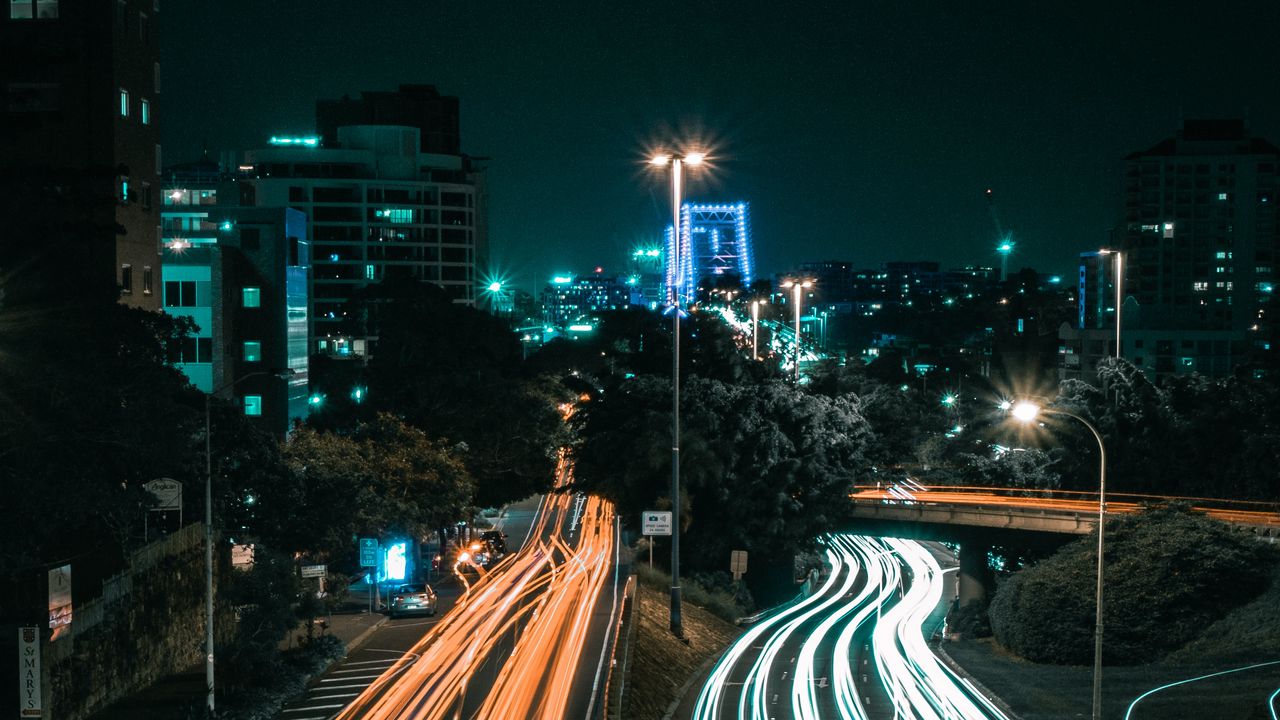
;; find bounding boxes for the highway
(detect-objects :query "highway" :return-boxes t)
[692,534,1008,720]
[850,484,1280,530]
[286,454,623,720]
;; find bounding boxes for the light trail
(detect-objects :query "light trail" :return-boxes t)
[330,454,618,720]
[1122,659,1280,720]
[693,534,1007,720]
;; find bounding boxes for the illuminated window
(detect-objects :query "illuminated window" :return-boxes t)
[140,98,150,125]
[120,178,129,202]
[142,266,153,295]
[243,395,263,417]
[1193,282,1208,291]
[365,264,375,280]
[10,0,32,18]
[119,88,129,117]
[1218,192,1229,201]
[242,287,261,308]
[243,341,261,363]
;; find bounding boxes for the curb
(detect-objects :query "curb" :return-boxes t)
[933,641,1024,720]
[343,614,390,654]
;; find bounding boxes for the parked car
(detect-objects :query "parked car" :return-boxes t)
[388,583,437,618]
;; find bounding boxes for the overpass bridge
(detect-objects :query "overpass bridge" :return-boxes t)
[846,484,1280,605]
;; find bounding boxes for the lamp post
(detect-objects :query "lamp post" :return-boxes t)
[751,300,761,361]
[780,279,812,381]
[650,149,705,637]
[1009,400,1107,720]
[1098,249,1123,358]
[203,368,294,714]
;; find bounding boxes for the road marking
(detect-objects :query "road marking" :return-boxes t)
[320,672,384,682]
[585,513,622,717]
[330,664,393,675]
[335,658,397,667]
[307,681,378,691]
[309,691,362,701]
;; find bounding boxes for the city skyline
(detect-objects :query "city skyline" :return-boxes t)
[160,1,1280,290]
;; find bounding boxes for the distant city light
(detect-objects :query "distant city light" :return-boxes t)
[488,281,502,292]
[552,275,573,285]
[567,324,594,332]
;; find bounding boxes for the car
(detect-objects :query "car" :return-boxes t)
[388,583,437,618]
[480,530,508,556]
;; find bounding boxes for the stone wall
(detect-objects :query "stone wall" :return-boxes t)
[44,523,233,720]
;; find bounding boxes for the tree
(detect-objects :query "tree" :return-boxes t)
[280,414,474,567]
[988,506,1275,664]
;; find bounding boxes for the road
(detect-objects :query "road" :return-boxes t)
[850,484,1280,529]
[278,455,623,720]
[691,534,1008,720]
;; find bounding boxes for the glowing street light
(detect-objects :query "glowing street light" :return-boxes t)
[487,281,502,293]
[1008,399,1108,720]
[780,279,814,381]
[649,148,708,638]
[997,239,1015,281]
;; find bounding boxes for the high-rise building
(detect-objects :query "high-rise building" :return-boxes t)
[1064,119,1280,381]
[239,85,487,359]
[667,202,756,303]
[160,160,311,433]
[0,0,162,309]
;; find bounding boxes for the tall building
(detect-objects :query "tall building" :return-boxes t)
[161,160,311,433]
[239,85,487,359]
[1,0,162,309]
[667,202,756,303]
[1064,119,1280,381]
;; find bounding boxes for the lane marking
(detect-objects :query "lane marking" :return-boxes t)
[320,672,384,682]
[585,513,623,717]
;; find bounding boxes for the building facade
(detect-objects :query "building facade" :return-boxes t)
[240,86,486,359]
[1063,119,1280,382]
[161,162,310,433]
[1,0,162,309]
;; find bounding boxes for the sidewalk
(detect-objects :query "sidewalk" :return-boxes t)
[89,587,393,720]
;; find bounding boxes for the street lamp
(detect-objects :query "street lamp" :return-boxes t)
[203,368,294,714]
[1008,400,1107,720]
[1098,249,1123,359]
[650,149,705,638]
[779,279,813,381]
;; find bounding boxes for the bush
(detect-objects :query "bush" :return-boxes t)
[634,563,750,623]
[948,598,991,639]
[988,505,1275,665]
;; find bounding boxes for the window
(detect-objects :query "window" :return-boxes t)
[121,264,133,294]
[153,62,160,94]
[10,0,55,18]
[140,181,151,210]
[364,264,375,280]
[155,143,161,175]
[242,341,261,363]
[142,266,153,295]
[164,280,196,307]
[120,177,129,203]
[242,287,261,308]
[243,395,263,417]
[177,337,212,363]
[119,88,129,117]
[140,98,150,125]
[138,11,147,41]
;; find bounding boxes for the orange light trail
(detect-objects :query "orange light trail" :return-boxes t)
[332,454,617,719]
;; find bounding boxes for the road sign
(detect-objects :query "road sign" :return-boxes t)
[641,511,672,536]
[144,477,182,510]
[730,550,748,580]
[18,627,41,718]
[301,564,327,579]
[359,537,379,568]
[231,544,255,570]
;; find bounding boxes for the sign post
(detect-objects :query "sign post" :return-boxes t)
[641,511,673,569]
[359,538,379,614]
[144,477,183,540]
[730,550,748,582]
[18,627,41,718]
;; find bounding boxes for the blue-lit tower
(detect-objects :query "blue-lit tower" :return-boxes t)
[665,201,755,303]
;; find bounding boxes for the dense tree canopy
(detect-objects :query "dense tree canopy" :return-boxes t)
[988,506,1276,664]
[280,414,474,567]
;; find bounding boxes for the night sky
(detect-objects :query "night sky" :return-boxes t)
[161,1,1280,292]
